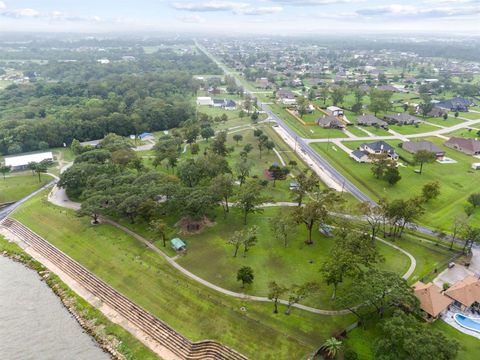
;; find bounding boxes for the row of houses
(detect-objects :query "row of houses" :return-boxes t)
[350,137,480,164]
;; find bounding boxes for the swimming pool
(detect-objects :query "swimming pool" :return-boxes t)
[454,313,480,333]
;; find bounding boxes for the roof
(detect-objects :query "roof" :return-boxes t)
[445,137,480,153]
[402,140,444,154]
[4,152,53,167]
[225,100,236,107]
[413,281,453,317]
[138,132,153,139]
[362,140,395,152]
[316,115,344,127]
[351,149,368,159]
[171,238,186,250]
[357,114,387,126]
[385,113,421,124]
[444,275,480,307]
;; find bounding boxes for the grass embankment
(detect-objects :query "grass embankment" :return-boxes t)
[0,173,51,203]
[311,137,480,230]
[13,192,354,359]
[0,236,158,360]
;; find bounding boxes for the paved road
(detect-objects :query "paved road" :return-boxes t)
[0,179,56,220]
[195,42,477,243]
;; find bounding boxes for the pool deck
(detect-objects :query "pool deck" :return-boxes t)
[442,310,480,340]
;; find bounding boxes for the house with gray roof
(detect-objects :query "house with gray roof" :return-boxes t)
[402,140,445,159]
[445,137,480,156]
[350,141,398,163]
[316,115,345,129]
[357,114,388,128]
[384,113,421,125]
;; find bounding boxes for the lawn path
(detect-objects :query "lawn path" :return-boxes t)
[45,180,417,315]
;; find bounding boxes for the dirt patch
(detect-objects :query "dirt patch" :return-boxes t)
[176,216,215,235]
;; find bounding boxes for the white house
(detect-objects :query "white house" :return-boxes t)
[4,152,54,171]
[196,97,213,106]
[326,106,344,117]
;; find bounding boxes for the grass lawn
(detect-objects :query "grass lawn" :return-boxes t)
[12,192,354,359]
[0,173,51,203]
[455,111,480,120]
[270,104,348,139]
[424,116,466,127]
[446,128,480,139]
[389,123,439,135]
[346,126,371,137]
[345,318,480,360]
[311,138,480,230]
[176,206,411,310]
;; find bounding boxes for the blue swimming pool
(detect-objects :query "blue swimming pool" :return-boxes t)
[454,313,480,333]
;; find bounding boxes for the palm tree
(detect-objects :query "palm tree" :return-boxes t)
[320,337,342,359]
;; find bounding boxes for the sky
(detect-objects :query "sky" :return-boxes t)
[0,0,479,35]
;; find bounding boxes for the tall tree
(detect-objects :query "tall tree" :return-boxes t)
[285,282,319,315]
[0,165,11,180]
[290,170,320,206]
[236,179,265,225]
[149,219,169,247]
[321,338,343,360]
[210,173,234,218]
[270,210,297,247]
[413,150,436,174]
[268,281,288,314]
[374,311,459,360]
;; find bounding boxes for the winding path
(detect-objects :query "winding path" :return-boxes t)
[46,181,417,316]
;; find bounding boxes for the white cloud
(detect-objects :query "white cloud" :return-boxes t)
[172,1,249,12]
[2,8,40,18]
[271,0,364,5]
[178,14,206,23]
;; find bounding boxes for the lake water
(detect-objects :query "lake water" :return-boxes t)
[0,255,110,360]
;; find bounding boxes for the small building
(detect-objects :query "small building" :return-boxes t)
[472,163,480,170]
[326,106,344,117]
[413,281,453,322]
[4,152,54,171]
[196,97,213,106]
[276,89,295,100]
[170,238,187,252]
[444,137,480,156]
[138,132,154,140]
[357,114,388,128]
[384,113,421,125]
[402,140,445,159]
[316,115,345,129]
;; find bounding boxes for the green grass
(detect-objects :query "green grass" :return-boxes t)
[12,192,354,359]
[423,116,466,127]
[270,104,348,139]
[455,111,480,120]
[176,206,411,310]
[446,128,480,139]
[0,236,159,360]
[0,173,51,203]
[389,123,439,135]
[346,126,371,137]
[311,137,480,230]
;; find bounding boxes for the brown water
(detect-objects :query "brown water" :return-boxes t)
[0,256,110,360]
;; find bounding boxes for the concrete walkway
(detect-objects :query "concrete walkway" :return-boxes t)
[45,182,417,316]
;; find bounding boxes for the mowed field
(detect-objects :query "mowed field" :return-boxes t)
[0,173,51,203]
[311,137,480,230]
[12,192,354,359]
